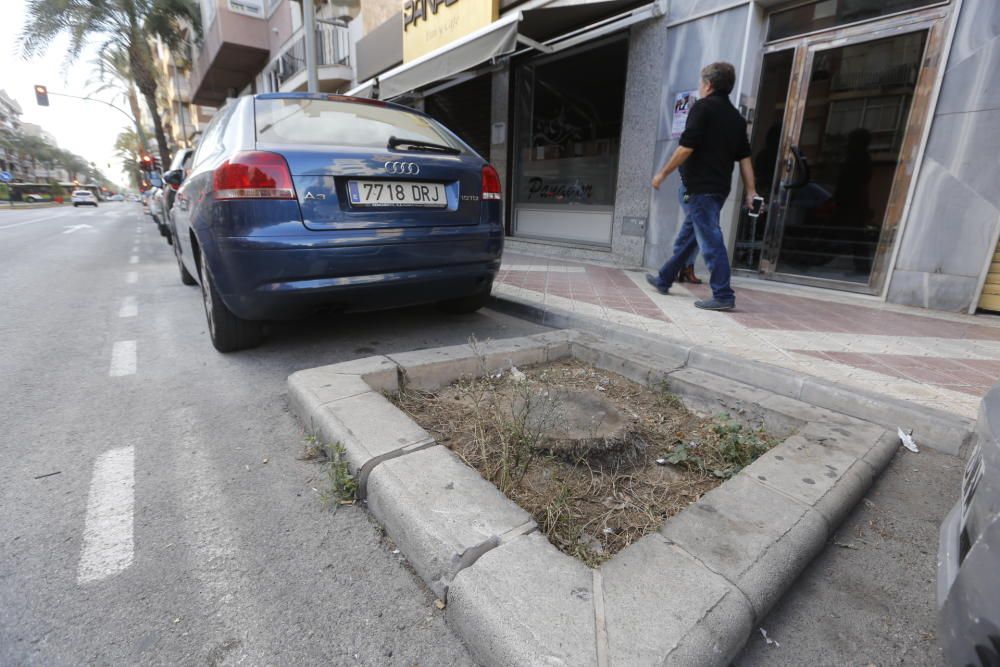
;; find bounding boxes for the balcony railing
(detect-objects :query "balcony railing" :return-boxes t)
[263,23,351,92]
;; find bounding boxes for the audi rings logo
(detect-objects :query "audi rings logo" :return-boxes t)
[384,161,420,175]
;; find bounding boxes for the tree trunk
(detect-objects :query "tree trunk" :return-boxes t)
[140,87,171,169]
[126,89,147,152]
[128,41,171,168]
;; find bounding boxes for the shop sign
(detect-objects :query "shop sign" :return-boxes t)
[402,0,500,63]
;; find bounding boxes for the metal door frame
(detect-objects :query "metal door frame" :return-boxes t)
[749,3,951,294]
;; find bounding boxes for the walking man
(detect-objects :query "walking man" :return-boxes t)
[647,61,759,311]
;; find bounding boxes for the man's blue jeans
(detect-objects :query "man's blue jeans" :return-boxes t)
[656,188,734,302]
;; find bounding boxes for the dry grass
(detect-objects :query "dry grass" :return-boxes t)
[392,359,776,566]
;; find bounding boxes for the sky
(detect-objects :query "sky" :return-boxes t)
[1,0,135,189]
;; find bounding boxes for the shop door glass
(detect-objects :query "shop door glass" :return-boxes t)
[772,30,927,284]
[733,50,794,271]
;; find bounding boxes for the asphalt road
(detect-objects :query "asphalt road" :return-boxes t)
[0,203,964,666]
[0,203,544,665]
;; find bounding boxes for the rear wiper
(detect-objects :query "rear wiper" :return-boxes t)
[388,135,461,155]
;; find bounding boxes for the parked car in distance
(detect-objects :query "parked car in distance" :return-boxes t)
[150,186,170,242]
[127,193,141,202]
[159,147,196,245]
[71,190,98,207]
[937,382,1000,666]
[169,92,503,352]
[110,194,125,202]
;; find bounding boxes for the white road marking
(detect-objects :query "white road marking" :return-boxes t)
[0,213,67,230]
[129,255,139,264]
[125,271,138,284]
[77,446,135,584]
[118,296,138,318]
[109,340,137,377]
[63,224,94,234]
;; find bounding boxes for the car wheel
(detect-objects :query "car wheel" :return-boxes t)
[73,203,78,207]
[438,282,493,314]
[199,248,262,353]
[174,241,197,286]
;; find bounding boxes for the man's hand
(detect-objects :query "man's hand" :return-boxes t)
[652,146,693,191]
[744,190,760,209]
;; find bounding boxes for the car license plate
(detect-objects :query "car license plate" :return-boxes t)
[348,180,446,207]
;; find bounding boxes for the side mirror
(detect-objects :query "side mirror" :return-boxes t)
[163,169,184,187]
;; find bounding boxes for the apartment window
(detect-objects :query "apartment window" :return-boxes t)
[228,0,276,17]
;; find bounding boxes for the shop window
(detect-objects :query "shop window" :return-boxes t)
[512,37,628,245]
[767,0,944,42]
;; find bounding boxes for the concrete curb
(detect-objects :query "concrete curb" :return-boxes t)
[488,294,976,455]
[289,331,911,665]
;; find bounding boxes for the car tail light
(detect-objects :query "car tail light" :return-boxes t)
[213,151,295,200]
[482,164,501,201]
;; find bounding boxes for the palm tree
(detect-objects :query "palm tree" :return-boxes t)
[115,129,145,190]
[89,46,148,147]
[20,0,200,168]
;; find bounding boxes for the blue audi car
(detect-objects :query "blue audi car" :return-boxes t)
[166,93,503,352]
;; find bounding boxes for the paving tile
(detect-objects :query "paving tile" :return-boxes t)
[495,252,1000,414]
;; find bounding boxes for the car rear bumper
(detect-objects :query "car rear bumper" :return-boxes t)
[206,230,502,320]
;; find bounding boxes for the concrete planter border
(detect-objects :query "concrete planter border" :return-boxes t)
[488,293,976,456]
[289,330,903,666]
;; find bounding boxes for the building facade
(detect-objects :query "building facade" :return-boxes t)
[346,0,999,315]
[150,31,217,155]
[188,0,359,105]
[0,89,24,179]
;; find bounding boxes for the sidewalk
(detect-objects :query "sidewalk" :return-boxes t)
[0,201,70,210]
[496,252,1000,420]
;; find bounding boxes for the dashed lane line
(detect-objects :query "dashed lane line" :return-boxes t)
[129,255,139,264]
[77,446,135,584]
[119,296,138,318]
[109,340,137,377]
[125,271,138,285]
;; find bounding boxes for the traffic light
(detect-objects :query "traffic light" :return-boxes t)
[140,154,153,170]
[34,85,49,107]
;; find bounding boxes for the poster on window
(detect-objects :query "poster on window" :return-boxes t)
[671,90,697,138]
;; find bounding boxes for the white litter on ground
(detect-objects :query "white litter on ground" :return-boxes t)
[897,427,919,453]
[759,627,780,648]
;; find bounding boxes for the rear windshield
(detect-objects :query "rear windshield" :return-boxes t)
[73,191,91,196]
[254,98,464,152]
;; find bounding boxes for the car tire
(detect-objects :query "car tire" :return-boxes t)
[199,248,262,353]
[73,203,78,207]
[174,242,197,286]
[438,283,493,314]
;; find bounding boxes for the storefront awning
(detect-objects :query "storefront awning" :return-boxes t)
[347,11,523,101]
[346,0,665,101]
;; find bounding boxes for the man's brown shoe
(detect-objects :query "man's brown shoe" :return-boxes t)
[677,266,703,284]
